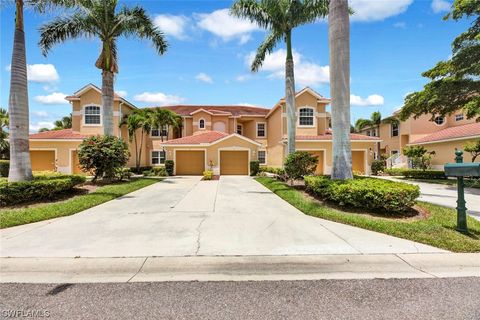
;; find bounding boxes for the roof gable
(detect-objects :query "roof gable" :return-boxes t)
[66,83,137,109]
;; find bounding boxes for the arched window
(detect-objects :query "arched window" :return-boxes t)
[84,105,101,125]
[434,116,445,126]
[299,108,314,126]
[199,119,205,129]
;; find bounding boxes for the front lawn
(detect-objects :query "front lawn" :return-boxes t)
[0,178,161,229]
[399,177,480,189]
[256,177,480,252]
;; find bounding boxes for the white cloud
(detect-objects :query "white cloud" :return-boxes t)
[431,0,451,13]
[34,92,68,105]
[154,14,189,40]
[196,9,261,43]
[133,92,185,106]
[195,73,213,84]
[30,121,54,132]
[32,111,49,117]
[393,22,406,29]
[236,74,251,82]
[350,94,385,106]
[6,64,60,83]
[245,49,329,87]
[115,90,128,98]
[350,0,413,22]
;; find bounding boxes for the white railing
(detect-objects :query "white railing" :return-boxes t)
[386,153,409,169]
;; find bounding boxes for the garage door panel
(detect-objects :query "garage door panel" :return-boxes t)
[30,150,55,171]
[220,151,248,175]
[352,151,365,174]
[308,151,324,175]
[176,151,205,175]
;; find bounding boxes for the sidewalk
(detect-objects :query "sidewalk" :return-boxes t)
[1,254,479,283]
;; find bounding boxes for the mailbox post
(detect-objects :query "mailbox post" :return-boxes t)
[444,150,480,233]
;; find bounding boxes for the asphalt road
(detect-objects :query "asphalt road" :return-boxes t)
[1,278,479,320]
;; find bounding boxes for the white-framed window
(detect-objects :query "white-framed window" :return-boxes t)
[366,130,371,136]
[84,105,101,125]
[299,107,315,126]
[391,122,399,137]
[391,150,399,155]
[434,116,445,126]
[258,150,266,165]
[236,124,243,135]
[455,114,464,122]
[151,150,166,165]
[151,125,168,137]
[256,122,266,138]
[199,118,205,129]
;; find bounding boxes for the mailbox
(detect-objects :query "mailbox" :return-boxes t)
[444,163,480,177]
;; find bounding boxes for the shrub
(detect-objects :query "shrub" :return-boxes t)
[165,160,174,176]
[403,145,435,170]
[0,174,86,206]
[144,167,167,177]
[401,169,446,180]
[260,166,285,175]
[78,135,129,182]
[130,166,152,174]
[384,168,406,176]
[371,160,385,176]
[305,176,420,213]
[115,167,132,181]
[0,160,9,177]
[250,161,260,176]
[284,151,318,180]
[203,170,213,180]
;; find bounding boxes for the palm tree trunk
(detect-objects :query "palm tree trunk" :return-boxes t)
[138,130,144,169]
[102,70,115,136]
[285,29,296,155]
[134,134,139,171]
[8,0,33,182]
[329,0,353,180]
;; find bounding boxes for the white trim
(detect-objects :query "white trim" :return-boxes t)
[409,135,480,146]
[210,133,262,147]
[391,122,399,137]
[297,106,316,128]
[295,139,382,143]
[218,147,251,176]
[296,148,327,175]
[30,148,58,172]
[236,123,243,135]
[455,114,464,122]
[257,149,267,165]
[433,116,446,126]
[82,104,102,126]
[150,125,168,138]
[256,122,267,138]
[69,83,137,109]
[198,118,206,130]
[150,149,166,166]
[190,108,232,116]
[173,148,207,175]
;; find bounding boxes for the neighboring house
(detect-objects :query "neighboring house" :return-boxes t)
[29,85,380,175]
[358,111,480,169]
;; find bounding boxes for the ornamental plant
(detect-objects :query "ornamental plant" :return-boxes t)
[78,135,129,182]
[284,151,318,181]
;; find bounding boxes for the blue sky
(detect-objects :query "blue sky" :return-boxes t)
[0,0,470,132]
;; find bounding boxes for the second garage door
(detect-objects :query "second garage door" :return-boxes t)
[30,150,55,171]
[352,150,366,174]
[220,150,248,175]
[176,150,205,175]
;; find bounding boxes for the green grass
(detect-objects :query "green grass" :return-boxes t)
[0,178,161,229]
[256,177,480,252]
[399,177,480,189]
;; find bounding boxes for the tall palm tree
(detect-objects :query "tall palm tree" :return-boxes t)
[354,111,381,132]
[0,108,9,159]
[329,0,352,180]
[39,0,168,136]
[121,109,152,171]
[53,114,72,130]
[231,0,329,155]
[152,108,182,142]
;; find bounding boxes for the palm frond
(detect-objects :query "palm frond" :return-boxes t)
[230,0,271,29]
[292,0,329,26]
[251,31,282,72]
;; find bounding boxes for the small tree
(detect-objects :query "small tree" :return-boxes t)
[78,135,129,182]
[464,140,480,162]
[284,151,318,182]
[403,145,435,170]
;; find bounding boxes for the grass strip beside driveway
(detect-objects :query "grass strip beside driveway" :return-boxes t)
[0,178,161,229]
[256,177,480,252]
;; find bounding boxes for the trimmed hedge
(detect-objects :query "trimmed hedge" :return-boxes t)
[401,169,446,180]
[143,166,167,177]
[259,166,285,175]
[384,168,406,176]
[0,160,9,177]
[0,174,86,206]
[305,176,420,213]
[165,160,174,176]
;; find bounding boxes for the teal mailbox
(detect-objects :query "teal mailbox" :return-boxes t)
[444,150,480,233]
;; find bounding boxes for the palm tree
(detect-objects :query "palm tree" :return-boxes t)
[354,111,382,132]
[329,0,352,180]
[151,109,182,142]
[121,109,152,171]
[0,108,9,159]
[39,0,168,136]
[53,114,72,130]
[231,0,329,155]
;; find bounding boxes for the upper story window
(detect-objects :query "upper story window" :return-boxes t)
[84,105,101,125]
[258,150,266,165]
[256,122,266,138]
[366,130,371,136]
[151,150,166,165]
[236,124,243,135]
[455,114,464,122]
[391,122,399,137]
[434,116,445,126]
[199,119,205,129]
[299,108,314,126]
[151,125,168,137]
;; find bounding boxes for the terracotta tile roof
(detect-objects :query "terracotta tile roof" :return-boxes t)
[29,129,89,140]
[155,105,270,117]
[296,131,381,141]
[162,131,229,145]
[410,122,480,144]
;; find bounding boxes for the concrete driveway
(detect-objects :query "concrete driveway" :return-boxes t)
[0,176,444,258]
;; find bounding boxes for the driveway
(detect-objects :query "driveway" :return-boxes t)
[0,176,444,258]
[377,176,480,220]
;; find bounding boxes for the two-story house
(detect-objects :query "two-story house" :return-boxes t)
[29,85,380,175]
[358,111,480,169]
